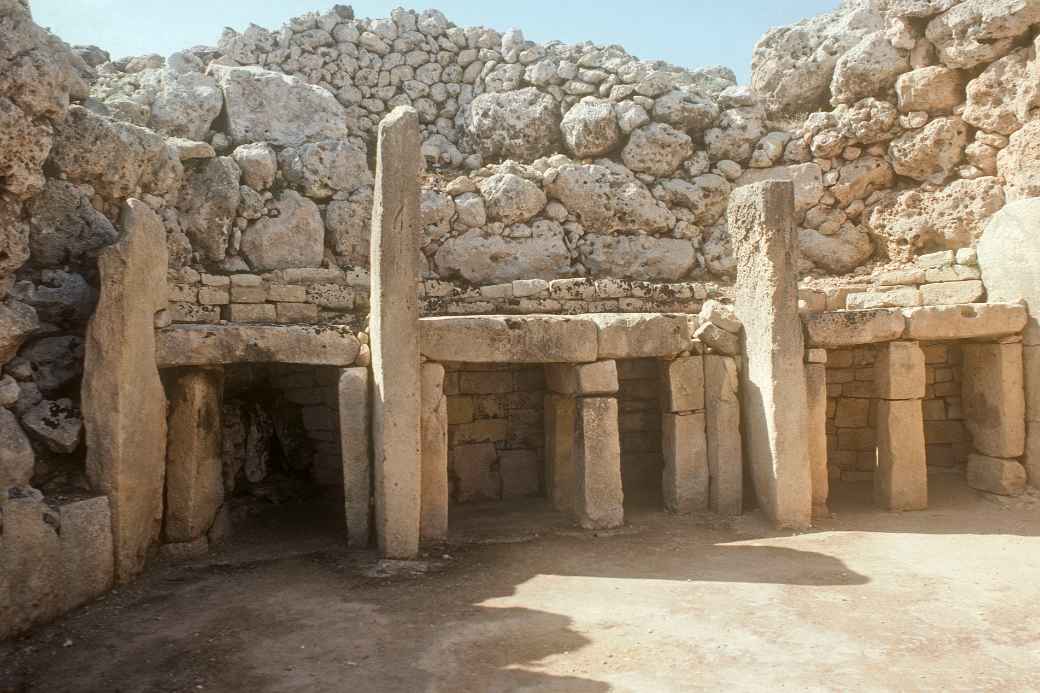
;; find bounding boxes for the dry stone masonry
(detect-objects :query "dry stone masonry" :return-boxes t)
[4,0,1040,638]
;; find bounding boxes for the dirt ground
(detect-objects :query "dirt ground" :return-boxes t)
[2,475,1039,693]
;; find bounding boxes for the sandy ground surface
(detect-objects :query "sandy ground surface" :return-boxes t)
[2,475,1039,693]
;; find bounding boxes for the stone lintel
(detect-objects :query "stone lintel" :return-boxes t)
[156,324,360,368]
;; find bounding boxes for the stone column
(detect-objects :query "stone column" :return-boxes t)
[728,180,811,528]
[805,349,829,517]
[962,340,1028,495]
[659,355,708,513]
[543,393,576,513]
[164,367,224,544]
[369,107,423,559]
[704,354,743,515]
[338,367,371,547]
[83,199,168,582]
[546,361,624,528]
[420,362,449,542]
[874,341,928,511]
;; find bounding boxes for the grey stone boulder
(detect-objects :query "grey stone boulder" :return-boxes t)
[653,174,731,226]
[16,335,85,394]
[464,87,562,162]
[830,32,909,105]
[15,270,97,326]
[0,299,39,366]
[652,88,720,134]
[0,195,30,277]
[278,139,372,199]
[433,221,570,284]
[0,408,34,489]
[705,106,768,163]
[997,118,1040,202]
[148,62,224,141]
[22,397,82,454]
[177,156,242,262]
[231,142,278,191]
[579,233,696,282]
[799,226,874,274]
[962,48,1035,136]
[925,0,1040,69]
[325,187,373,266]
[546,162,674,233]
[208,64,350,147]
[621,123,693,177]
[241,190,324,271]
[478,173,546,225]
[560,98,621,159]
[888,116,969,182]
[27,179,118,267]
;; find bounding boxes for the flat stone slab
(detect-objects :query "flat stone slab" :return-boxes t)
[803,309,906,348]
[903,303,1028,341]
[420,315,598,363]
[156,324,360,367]
[590,313,691,359]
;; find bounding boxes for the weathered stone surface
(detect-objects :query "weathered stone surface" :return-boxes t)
[888,116,968,182]
[241,190,324,271]
[420,362,448,542]
[59,496,115,611]
[27,179,118,267]
[925,0,1040,69]
[561,98,621,158]
[997,119,1040,202]
[736,163,823,215]
[434,222,570,284]
[209,64,350,146]
[591,313,690,359]
[875,399,928,511]
[545,394,577,513]
[421,315,598,363]
[500,449,540,498]
[453,443,500,502]
[464,87,561,162]
[962,342,1026,459]
[22,397,82,453]
[339,367,371,547]
[654,87,719,133]
[830,32,909,105]
[0,408,33,489]
[546,162,675,233]
[579,233,695,282]
[805,363,829,514]
[477,173,546,225]
[164,368,224,543]
[903,303,1027,341]
[875,341,926,400]
[962,47,1036,136]
[278,139,372,200]
[980,199,1040,341]
[326,188,373,265]
[621,123,693,176]
[705,106,767,163]
[920,280,984,306]
[654,174,730,226]
[895,66,963,113]
[232,142,278,191]
[1027,423,1040,489]
[966,454,1027,496]
[370,108,423,559]
[177,156,241,263]
[804,309,906,348]
[662,411,709,514]
[660,356,704,413]
[148,65,223,141]
[82,199,169,582]
[574,396,624,529]
[0,491,62,639]
[0,195,30,277]
[730,180,811,528]
[157,324,360,367]
[0,298,38,366]
[704,354,742,516]
[545,360,619,396]
[799,226,874,274]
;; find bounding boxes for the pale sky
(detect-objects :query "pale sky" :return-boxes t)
[31,1,840,84]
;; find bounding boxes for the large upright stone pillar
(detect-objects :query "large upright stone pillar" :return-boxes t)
[164,367,224,543]
[420,362,449,542]
[704,355,743,515]
[544,393,577,513]
[369,107,423,558]
[574,396,624,529]
[728,180,811,529]
[874,341,928,511]
[805,353,829,516]
[659,356,708,513]
[338,367,371,547]
[83,199,168,582]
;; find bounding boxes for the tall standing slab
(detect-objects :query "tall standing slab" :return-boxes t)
[573,396,624,529]
[728,180,812,529]
[704,355,743,516]
[369,107,423,558]
[338,367,372,547]
[805,362,829,516]
[83,199,169,582]
[420,362,449,542]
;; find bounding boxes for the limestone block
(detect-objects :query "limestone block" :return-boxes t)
[920,280,984,306]
[730,180,811,529]
[339,367,372,547]
[420,315,598,363]
[694,322,741,355]
[966,454,1027,496]
[157,324,360,368]
[590,313,690,359]
[805,363,829,514]
[978,199,1040,345]
[875,341,926,400]
[704,355,743,516]
[573,397,624,529]
[804,309,906,348]
[0,408,34,489]
[1026,423,1040,489]
[83,199,168,582]
[1026,345,1040,422]
[164,367,224,542]
[875,399,928,511]
[961,342,1026,458]
[660,355,705,413]
[544,394,577,513]
[59,496,115,611]
[903,303,1027,341]
[420,363,448,542]
[0,491,62,639]
[545,360,619,396]
[453,443,500,502]
[661,411,709,514]
[499,450,541,498]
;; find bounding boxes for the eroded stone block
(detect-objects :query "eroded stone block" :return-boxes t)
[421,315,598,363]
[704,355,742,516]
[661,411,709,513]
[660,355,705,413]
[875,399,928,511]
[573,397,624,529]
[420,363,448,542]
[805,363,829,515]
[339,367,371,547]
[60,496,114,611]
[545,360,619,395]
[966,454,1027,496]
[544,394,577,513]
[156,324,360,368]
[804,309,906,348]
[962,342,1026,458]
[903,303,1027,341]
[875,341,926,400]
[591,313,690,359]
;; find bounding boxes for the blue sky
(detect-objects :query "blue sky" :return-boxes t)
[32,1,839,84]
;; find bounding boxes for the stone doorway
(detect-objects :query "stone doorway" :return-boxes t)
[616,359,665,511]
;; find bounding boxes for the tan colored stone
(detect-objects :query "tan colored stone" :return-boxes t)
[420,315,598,363]
[875,341,926,400]
[83,199,168,582]
[966,454,1026,496]
[1026,423,1040,489]
[0,492,62,639]
[704,355,743,516]
[164,367,224,542]
[660,355,704,413]
[805,364,829,515]
[544,394,577,513]
[875,399,928,511]
[590,313,691,359]
[499,450,540,498]
[453,443,500,502]
[962,342,1026,458]
[662,411,709,514]
[1025,345,1040,422]
[804,309,906,348]
[730,180,811,529]
[978,199,1040,345]
[339,367,371,547]
[59,496,114,611]
[573,397,624,529]
[420,363,448,542]
[156,324,360,367]
[903,303,1027,341]
[920,280,984,306]
[545,360,619,396]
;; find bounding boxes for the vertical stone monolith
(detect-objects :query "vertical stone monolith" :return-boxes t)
[420,362,449,542]
[728,180,811,529]
[573,396,624,529]
[704,354,743,516]
[874,341,928,511]
[805,361,829,516]
[961,341,1026,459]
[369,106,423,558]
[544,393,577,513]
[83,199,169,582]
[339,367,372,547]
